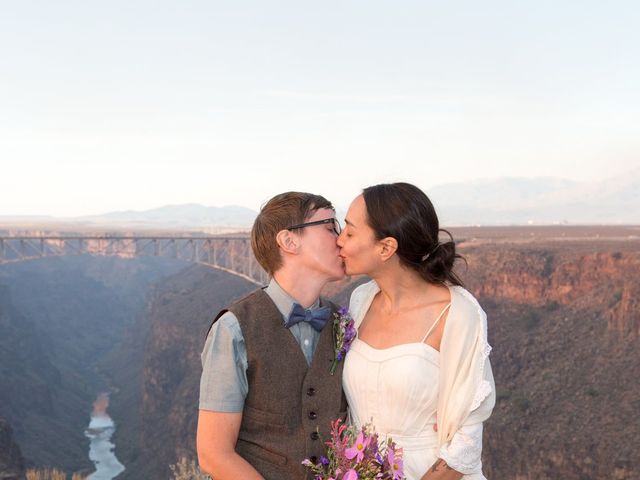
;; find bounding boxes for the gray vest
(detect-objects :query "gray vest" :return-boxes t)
[216,289,347,480]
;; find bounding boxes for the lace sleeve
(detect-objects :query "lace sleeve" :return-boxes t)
[438,423,484,474]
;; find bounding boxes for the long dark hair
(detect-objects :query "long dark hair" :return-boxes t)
[362,182,464,287]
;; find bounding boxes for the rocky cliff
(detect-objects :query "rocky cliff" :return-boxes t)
[0,417,25,480]
[0,280,79,472]
[112,264,256,480]
[464,246,640,336]
[461,243,640,480]
[2,235,638,480]
[132,239,640,480]
[0,255,187,474]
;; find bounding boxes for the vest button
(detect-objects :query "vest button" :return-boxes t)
[310,456,318,464]
[310,431,319,440]
[306,387,316,396]
[308,411,318,420]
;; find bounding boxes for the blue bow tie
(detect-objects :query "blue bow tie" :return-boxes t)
[285,303,332,332]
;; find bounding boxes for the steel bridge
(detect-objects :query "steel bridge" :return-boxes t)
[0,235,268,285]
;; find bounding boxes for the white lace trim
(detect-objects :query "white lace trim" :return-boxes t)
[439,423,484,474]
[470,380,492,412]
[454,287,493,413]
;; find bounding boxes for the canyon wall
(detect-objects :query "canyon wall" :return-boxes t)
[133,240,639,479]
[1,237,637,480]
[0,417,24,480]
[0,256,187,475]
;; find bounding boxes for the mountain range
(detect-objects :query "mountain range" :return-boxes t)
[1,169,638,227]
[429,168,640,225]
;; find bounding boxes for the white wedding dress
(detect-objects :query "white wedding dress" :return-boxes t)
[343,281,493,480]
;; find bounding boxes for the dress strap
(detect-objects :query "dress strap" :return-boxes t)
[421,303,451,343]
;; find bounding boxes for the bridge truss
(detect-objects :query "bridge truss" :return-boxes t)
[0,236,268,285]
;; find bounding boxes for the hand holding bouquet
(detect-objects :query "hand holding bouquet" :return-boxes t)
[302,419,404,480]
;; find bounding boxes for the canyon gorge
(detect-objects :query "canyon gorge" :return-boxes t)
[0,228,638,479]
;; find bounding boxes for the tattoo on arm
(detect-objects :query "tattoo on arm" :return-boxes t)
[430,459,454,472]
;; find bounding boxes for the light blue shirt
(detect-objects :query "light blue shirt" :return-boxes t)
[199,278,322,412]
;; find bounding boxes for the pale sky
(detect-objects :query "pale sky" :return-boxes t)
[1,1,639,216]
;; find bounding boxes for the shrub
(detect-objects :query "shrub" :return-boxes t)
[543,301,560,312]
[513,395,531,411]
[542,253,555,277]
[170,457,208,480]
[26,469,86,480]
[521,308,541,330]
[609,289,623,307]
[496,389,512,402]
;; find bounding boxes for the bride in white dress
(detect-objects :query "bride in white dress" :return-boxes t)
[337,183,495,480]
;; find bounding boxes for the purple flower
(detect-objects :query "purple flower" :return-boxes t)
[345,323,356,341]
[344,431,370,463]
[330,307,355,375]
[301,419,404,480]
[343,469,358,480]
[387,448,404,480]
[370,438,379,454]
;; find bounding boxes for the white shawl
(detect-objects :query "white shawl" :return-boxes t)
[349,280,495,448]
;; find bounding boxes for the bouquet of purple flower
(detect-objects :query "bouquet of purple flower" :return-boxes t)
[330,307,357,375]
[302,419,405,480]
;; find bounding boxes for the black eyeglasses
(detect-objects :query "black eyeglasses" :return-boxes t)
[286,218,342,236]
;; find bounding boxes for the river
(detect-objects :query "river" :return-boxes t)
[84,393,125,480]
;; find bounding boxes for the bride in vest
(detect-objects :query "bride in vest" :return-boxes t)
[337,183,495,480]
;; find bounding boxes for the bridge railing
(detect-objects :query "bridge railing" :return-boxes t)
[0,236,269,285]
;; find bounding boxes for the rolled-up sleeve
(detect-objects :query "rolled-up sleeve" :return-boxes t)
[199,311,248,412]
[438,422,484,475]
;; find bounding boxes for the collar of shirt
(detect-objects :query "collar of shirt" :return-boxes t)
[264,278,320,321]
